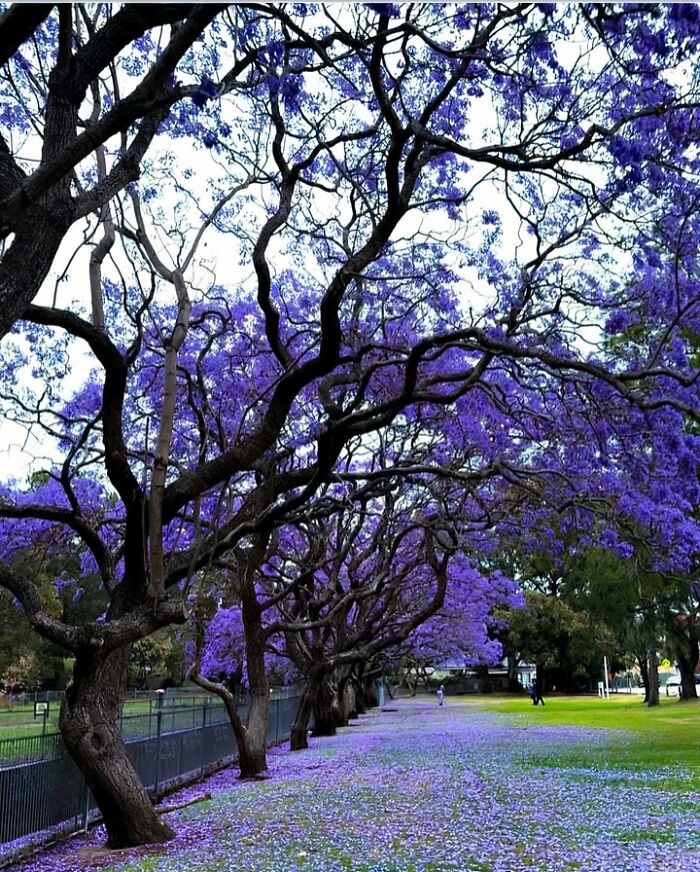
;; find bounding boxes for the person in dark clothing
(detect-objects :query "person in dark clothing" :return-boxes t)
[530,679,545,706]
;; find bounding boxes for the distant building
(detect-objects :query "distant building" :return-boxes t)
[429,661,536,693]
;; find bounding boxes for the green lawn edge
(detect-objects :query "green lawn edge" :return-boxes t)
[453,693,700,792]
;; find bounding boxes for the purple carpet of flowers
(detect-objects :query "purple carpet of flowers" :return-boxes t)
[8,701,700,872]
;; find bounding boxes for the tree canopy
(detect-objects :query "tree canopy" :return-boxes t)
[2,1,700,849]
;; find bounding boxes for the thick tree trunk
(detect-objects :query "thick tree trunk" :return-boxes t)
[190,674,261,779]
[60,646,174,847]
[336,676,355,725]
[332,673,349,727]
[536,663,545,695]
[0,204,73,339]
[675,628,699,702]
[677,654,698,701]
[637,652,650,703]
[240,584,270,774]
[243,684,269,774]
[647,649,660,707]
[506,655,521,693]
[362,677,378,708]
[311,677,337,737]
[290,680,316,751]
[477,664,493,694]
[351,675,367,714]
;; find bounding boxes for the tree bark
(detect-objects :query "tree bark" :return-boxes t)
[477,664,493,694]
[311,677,337,737]
[0,5,54,68]
[335,673,355,726]
[190,674,259,779]
[60,646,174,847]
[243,680,269,774]
[240,578,269,774]
[646,648,660,707]
[536,663,545,695]
[148,270,191,599]
[290,681,316,751]
[0,205,73,337]
[352,675,367,713]
[674,624,699,702]
[637,651,650,703]
[362,676,378,708]
[506,654,521,693]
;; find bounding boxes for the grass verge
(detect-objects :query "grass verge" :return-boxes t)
[455,693,700,790]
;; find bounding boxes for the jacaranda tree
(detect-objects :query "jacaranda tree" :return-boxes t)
[2,2,700,849]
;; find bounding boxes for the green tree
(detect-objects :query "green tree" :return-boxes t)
[500,590,616,693]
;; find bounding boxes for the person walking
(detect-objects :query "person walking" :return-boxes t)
[530,678,545,706]
[437,685,445,706]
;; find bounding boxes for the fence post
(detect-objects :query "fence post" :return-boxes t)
[199,698,208,776]
[154,690,164,796]
[81,781,90,833]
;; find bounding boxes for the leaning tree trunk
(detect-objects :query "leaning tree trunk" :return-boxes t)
[290,678,318,751]
[647,649,660,708]
[190,674,260,779]
[60,646,174,847]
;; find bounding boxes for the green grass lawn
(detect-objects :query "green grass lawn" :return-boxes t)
[455,692,700,791]
[0,696,214,742]
[0,707,59,741]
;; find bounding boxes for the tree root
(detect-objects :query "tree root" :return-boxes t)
[156,792,212,815]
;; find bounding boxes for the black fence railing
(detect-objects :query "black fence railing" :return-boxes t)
[0,688,303,868]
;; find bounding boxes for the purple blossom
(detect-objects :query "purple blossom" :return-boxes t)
[367,3,401,17]
[191,77,218,109]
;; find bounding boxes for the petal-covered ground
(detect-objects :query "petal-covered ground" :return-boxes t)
[9,700,700,872]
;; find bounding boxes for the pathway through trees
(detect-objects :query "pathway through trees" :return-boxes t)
[9,700,698,872]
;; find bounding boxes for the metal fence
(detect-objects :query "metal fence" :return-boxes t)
[0,688,303,868]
